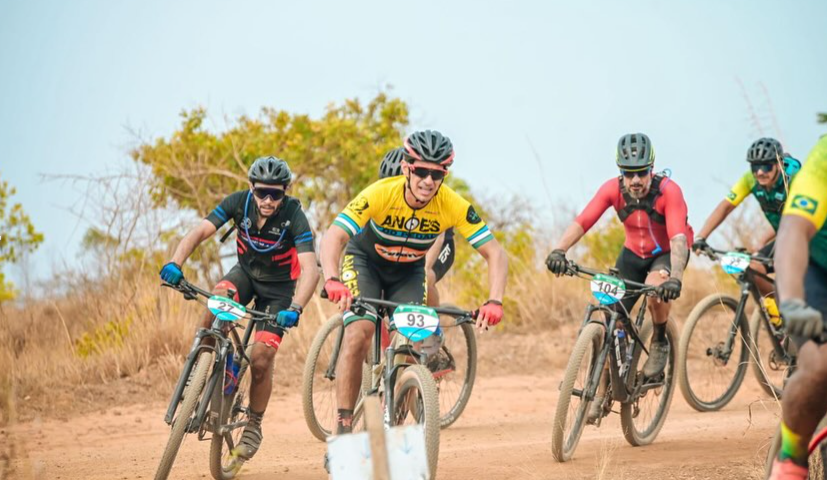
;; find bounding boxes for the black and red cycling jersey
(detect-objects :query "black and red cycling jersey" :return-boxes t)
[575,175,694,258]
[206,190,315,283]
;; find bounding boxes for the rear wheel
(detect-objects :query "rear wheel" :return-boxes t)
[431,306,477,429]
[749,309,790,399]
[677,294,749,412]
[551,322,604,462]
[154,350,212,480]
[621,318,678,446]
[209,347,252,480]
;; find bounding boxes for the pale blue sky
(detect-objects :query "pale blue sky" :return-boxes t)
[2,0,826,283]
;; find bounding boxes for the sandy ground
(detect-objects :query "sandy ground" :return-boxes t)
[8,368,780,480]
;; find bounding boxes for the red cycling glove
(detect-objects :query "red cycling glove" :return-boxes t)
[324,277,353,303]
[478,300,504,326]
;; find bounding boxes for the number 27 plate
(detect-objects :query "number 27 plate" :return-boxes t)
[590,274,626,305]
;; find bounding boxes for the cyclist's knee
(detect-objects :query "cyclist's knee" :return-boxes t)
[212,280,240,301]
[249,344,276,379]
[795,342,827,381]
[750,260,767,274]
[343,322,373,355]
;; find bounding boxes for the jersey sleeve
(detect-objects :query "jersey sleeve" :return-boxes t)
[333,182,381,237]
[784,136,827,230]
[725,171,755,207]
[661,180,690,240]
[288,201,316,254]
[206,191,245,228]
[574,179,616,233]
[444,189,493,249]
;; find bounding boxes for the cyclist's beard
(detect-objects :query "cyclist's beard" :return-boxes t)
[627,179,651,199]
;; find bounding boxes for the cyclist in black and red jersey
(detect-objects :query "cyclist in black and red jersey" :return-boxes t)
[547,133,693,406]
[159,156,319,462]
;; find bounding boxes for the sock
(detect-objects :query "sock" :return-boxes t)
[337,408,354,435]
[248,409,264,428]
[653,323,667,342]
[779,421,809,466]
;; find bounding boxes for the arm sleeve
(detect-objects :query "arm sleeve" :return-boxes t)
[784,137,827,230]
[662,181,690,240]
[332,183,380,237]
[289,202,316,254]
[725,172,755,207]
[574,179,616,233]
[206,191,244,229]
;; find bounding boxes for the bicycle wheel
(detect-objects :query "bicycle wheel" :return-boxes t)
[765,416,827,480]
[301,314,345,441]
[432,305,477,429]
[621,318,678,446]
[551,322,604,462]
[209,346,252,480]
[392,364,441,480]
[155,350,213,480]
[749,309,789,399]
[677,294,749,412]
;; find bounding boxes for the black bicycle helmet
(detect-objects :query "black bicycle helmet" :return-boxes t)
[248,156,292,185]
[747,137,784,163]
[403,130,455,167]
[616,133,655,169]
[379,147,405,179]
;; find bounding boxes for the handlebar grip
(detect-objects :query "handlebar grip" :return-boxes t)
[320,288,329,300]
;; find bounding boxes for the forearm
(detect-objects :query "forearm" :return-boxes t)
[320,226,349,280]
[669,235,689,280]
[171,225,211,265]
[554,223,586,252]
[293,258,320,308]
[775,216,815,301]
[484,243,509,302]
[697,201,735,240]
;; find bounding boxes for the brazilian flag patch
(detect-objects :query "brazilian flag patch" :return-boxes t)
[726,191,737,201]
[790,194,818,214]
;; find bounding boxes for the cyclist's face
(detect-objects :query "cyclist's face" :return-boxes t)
[403,160,447,201]
[621,170,653,199]
[250,182,285,217]
[752,162,779,187]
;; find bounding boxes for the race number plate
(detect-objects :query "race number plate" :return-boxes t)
[590,274,626,305]
[391,304,441,342]
[721,252,751,274]
[207,295,247,322]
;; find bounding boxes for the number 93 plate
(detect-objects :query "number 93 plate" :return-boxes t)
[392,304,441,342]
[590,274,626,305]
[207,295,247,322]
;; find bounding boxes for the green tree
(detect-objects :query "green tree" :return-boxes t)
[0,173,44,302]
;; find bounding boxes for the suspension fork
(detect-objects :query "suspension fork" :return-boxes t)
[164,328,217,424]
[192,337,231,432]
[583,307,618,403]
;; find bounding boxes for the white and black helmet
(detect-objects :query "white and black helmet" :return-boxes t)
[248,156,292,185]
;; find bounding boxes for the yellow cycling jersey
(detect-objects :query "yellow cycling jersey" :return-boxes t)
[333,176,493,264]
[784,135,827,231]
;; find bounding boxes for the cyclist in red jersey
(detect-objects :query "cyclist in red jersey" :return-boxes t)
[547,133,693,404]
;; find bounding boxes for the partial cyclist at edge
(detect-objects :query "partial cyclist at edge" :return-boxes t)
[692,137,801,319]
[378,147,457,307]
[768,134,827,480]
[159,156,320,462]
[546,133,693,417]
[319,130,509,450]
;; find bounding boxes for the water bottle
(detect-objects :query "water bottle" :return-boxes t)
[764,297,783,328]
[224,352,240,395]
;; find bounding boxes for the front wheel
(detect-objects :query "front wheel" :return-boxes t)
[209,346,253,480]
[392,364,441,480]
[154,350,213,480]
[551,322,604,462]
[301,314,345,442]
[621,318,678,447]
[677,294,749,412]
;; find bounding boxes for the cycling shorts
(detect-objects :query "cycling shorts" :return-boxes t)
[613,247,689,315]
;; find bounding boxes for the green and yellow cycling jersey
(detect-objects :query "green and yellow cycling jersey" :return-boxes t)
[726,169,792,231]
[783,135,827,271]
[333,176,493,265]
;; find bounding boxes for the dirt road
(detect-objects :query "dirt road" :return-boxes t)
[10,370,778,480]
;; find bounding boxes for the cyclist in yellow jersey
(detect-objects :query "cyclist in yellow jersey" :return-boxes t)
[693,138,800,303]
[319,130,509,441]
[769,134,827,480]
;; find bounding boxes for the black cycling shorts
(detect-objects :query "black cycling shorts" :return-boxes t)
[805,261,827,330]
[758,240,776,274]
[613,247,689,315]
[432,234,455,283]
[340,247,427,326]
[215,264,294,343]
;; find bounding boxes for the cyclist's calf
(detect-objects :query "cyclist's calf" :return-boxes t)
[783,342,827,436]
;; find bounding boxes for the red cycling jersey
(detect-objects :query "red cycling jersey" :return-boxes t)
[575,177,694,259]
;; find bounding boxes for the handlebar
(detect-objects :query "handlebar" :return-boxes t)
[564,261,659,295]
[697,245,773,267]
[162,279,277,322]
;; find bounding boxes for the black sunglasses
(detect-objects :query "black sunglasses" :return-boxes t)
[252,186,286,201]
[410,166,447,181]
[751,162,776,174]
[620,167,652,179]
